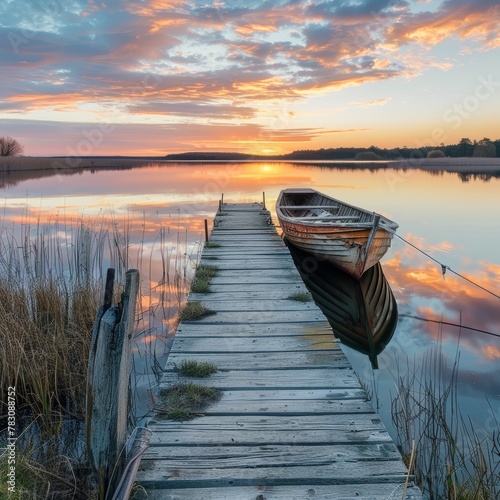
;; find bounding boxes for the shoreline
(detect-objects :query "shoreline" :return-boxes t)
[1,155,500,175]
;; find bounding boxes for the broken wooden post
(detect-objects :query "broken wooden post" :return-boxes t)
[263,191,266,210]
[204,219,209,243]
[86,268,139,497]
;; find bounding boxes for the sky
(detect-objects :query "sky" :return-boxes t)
[1,0,499,156]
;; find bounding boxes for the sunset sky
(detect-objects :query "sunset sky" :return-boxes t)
[1,0,499,156]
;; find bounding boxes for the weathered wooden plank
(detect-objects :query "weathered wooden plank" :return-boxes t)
[202,250,289,257]
[175,321,333,337]
[207,230,280,235]
[188,289,310,302]
[214,223,273,228]
[154,390,374,416]
[198,259,297,270]
[169,335,338,353]
[209,277,305,287]
[213,230,277,235]
[166,350,348,370]
[180,299,317,313]
[181,310,327,324]
[200,282,312,295]
[160,368,358,390]
[209,268,302,279]
[146,414,392,445]
[206,277,302,287]
[136,460,410,486]
[212,229,277,234]
[203,387,367,401]
[210,229,279,235]
[213,223,274,228]
[138,484,423,500]
[143,442,404,465]
[205,242,286,249]
[207,240,284,248]
[202,248,291,256]
[221,203,264,210]
[213,224,276,229]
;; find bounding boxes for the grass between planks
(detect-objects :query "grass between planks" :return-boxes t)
[179,300,215,320]
[288,291,312,302]
[156,383,221,421]
[179,359,218,377]
[203,241,221,249]
[190,264,219,293]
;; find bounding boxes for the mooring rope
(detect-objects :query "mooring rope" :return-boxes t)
[395,233,500,301]
[398,314,500,339]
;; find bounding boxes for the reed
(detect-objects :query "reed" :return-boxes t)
[0,446,96,500]
[0,277,99,420]
[391,347,500,499]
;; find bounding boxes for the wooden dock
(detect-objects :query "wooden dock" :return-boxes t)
[135,203,421,499]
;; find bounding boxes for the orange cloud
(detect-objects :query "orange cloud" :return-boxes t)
[480,345,500,360]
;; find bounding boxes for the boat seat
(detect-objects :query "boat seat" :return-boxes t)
[278,205,339,210]
[287,215,361,221]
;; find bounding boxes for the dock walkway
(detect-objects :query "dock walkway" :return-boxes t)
[135,203,421,499]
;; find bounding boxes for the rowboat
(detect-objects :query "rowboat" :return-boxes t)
[276,188,398,279]
[287,242,398,368]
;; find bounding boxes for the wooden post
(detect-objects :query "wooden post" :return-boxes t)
[86,269,139,497]
[218,199,222,213]
[221,193,224,205]
[204,219,209,243]
[263,191,266,210]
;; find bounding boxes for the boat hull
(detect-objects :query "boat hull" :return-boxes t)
[279,219,394,278]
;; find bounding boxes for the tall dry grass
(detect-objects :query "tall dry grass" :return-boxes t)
[0,277,99,420]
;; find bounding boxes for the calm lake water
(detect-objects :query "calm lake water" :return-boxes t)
[2,162,499,454]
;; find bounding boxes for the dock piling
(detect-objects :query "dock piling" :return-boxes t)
[86,268,139,497]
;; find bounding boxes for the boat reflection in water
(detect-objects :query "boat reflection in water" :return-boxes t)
[286,241,398,369]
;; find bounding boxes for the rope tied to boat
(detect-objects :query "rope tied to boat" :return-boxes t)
[394,233,500,301]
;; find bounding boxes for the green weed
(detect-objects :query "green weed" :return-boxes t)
[156,382,221,421]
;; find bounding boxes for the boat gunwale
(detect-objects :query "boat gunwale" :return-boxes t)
[276,189,399,231]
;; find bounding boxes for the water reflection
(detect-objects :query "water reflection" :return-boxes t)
[1,161,499,445]
[287,241,398,369]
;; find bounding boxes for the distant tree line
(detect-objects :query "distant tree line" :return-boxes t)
[278,138,499,161]
[165,138,499,161]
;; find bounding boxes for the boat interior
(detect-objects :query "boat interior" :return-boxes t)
[278,190,374,224]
